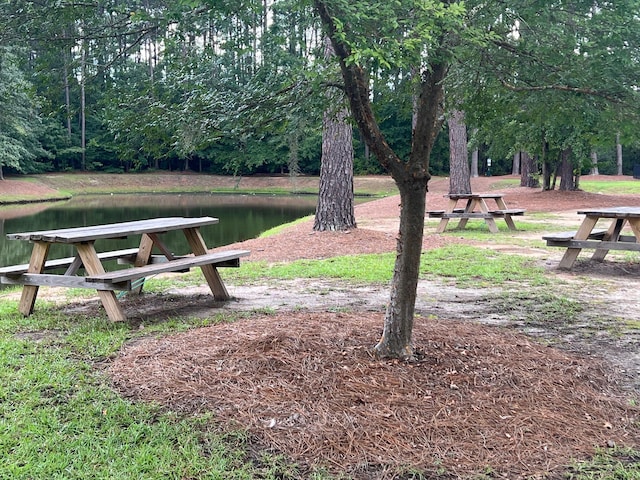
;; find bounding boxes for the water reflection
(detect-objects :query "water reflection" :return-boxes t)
[0,193,317,267]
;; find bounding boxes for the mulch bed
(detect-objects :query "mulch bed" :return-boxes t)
[108,312,639,479]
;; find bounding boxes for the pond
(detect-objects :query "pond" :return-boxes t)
[0,193,318,268]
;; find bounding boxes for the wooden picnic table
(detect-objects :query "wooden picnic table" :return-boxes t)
[428,193,525,233]
[0,217,250,322]
[543,207,640,269]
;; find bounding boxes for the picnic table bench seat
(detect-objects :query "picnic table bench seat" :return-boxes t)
[428,208,525,219]
[86,249,250,290]
[543,228,639,251]
[0,248,141,276]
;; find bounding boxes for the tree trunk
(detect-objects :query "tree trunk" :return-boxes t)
[590,151,599,175]
[520,152,539,188]
[616,132,623,175]
[375,181,425,358]
[448,109,471,194]
[315,0,447,359]
[471,148,479,177]
[512,152,521,175]
[558,148,576,190]
[313,103,356,231]
[314,36,356,232]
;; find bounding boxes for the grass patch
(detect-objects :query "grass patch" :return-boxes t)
[221,245,546,288]
[580,180,640,195]
[0,303,294,480]
[420,245,547,287]
[567,448,640,479]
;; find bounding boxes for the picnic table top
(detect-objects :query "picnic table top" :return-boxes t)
[577,206,640,218]
[6,217,219,244]
[445,193,505,199]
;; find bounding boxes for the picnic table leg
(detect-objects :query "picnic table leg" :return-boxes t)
[18,241,50,316]
[495,197,517,230]
[76,242,127,322]
[591,219,624,262]
[456,199,475,230]
[628,218,640,242]
[183,227,230,300]
[129,234,155,294]
[476,198,499,233]
[435,197,458,233]
[558,216,598,269]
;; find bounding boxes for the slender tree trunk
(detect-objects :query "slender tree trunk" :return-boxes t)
[616,132,623,175]
[316,0,446,359]
[471,148,479,177]
[590,151,599,175]
[512,152,521,175]
[448,109,471,194]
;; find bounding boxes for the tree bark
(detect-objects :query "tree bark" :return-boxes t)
[471,148,479,177]
[315,0,447,359]
[558,148,576,190]
[616,132,623,175]
[520,152,539,188]
[314,103,356,231]
[314,36,356,232]
[448,109,471,194]
[512,152,521,175]
[590,151,599,175]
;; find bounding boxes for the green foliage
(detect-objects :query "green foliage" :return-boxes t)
[0,48,50,175]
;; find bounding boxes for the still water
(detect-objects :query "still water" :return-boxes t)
[0,193,317,267]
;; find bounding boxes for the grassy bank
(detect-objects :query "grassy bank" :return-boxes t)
[18,172,399,199]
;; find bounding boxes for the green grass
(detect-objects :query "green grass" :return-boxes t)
[219,245,547,288]
[0,310,259,479]
[567,448,640,479]
[580,179,640,195]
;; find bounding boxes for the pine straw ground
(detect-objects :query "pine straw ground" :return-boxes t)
[109,313,638,479]
[106,176,640,479]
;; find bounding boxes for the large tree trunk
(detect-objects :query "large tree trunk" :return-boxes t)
[315,0,447,359]
[558,148,576,190]
[314,36,356,232]
[314,103,356,231]
[520,152,539,188]
[448,109,471,194]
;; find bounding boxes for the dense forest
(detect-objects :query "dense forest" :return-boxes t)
[1,1,640,180]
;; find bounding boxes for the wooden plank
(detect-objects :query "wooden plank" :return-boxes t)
[18,242,50,317]
[0,273,124,290]
[76,242,127,322]
[7,217,219,243]
[86,250,250,284]
[0,248,141,275]
[488,209,526,216]
[183,228,230,300]
[441,213,495,219]
[542,229,607,241]
[547,239,640,251]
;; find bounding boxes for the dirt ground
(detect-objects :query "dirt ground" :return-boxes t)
[3,174,640,479]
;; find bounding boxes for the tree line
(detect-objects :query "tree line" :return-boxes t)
[1,1,639,185]
[4,0,640,357]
